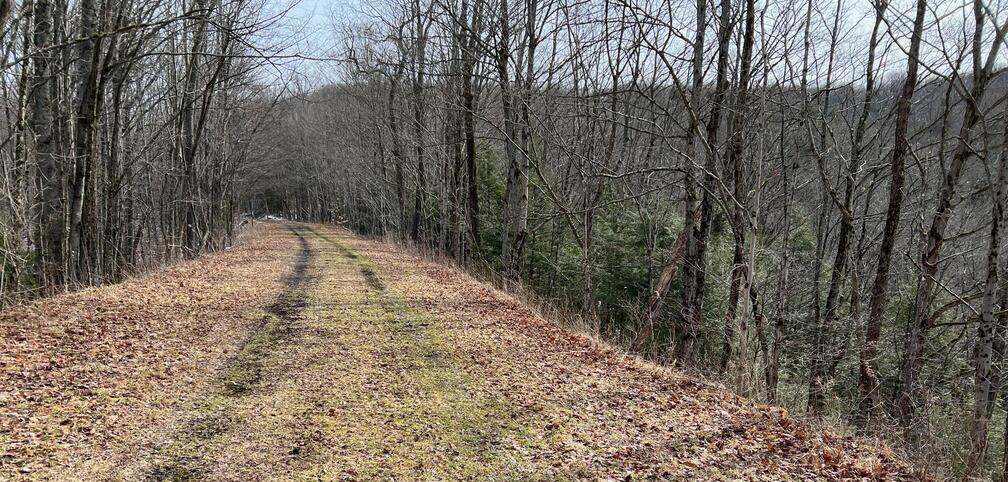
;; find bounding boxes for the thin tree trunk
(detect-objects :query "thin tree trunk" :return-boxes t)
[498,0,522,270]
[859,0,926,427]
[966,114,1006,477]
[460,0,482,254]
[68,0,102,282]
[679,0,732,367]
[410,2,429,243]
[503,0,536,276]
[851,0,887,428]
[30,0,62,287]
[388,65,407,235]
[180,0,210,257]
[673,0,705,358]
[896,1,1007,431]
[719,0,756,377]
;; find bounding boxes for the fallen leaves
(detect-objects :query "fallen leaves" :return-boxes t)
[340,226,924,481]
[0,223,924,481]
[0,223,292,480]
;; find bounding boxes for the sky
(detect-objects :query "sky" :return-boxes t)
[258,0,364,86]
[258,0,1006,92]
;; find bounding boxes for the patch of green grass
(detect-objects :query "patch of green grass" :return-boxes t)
[146,460,203,482]
[153,226,574,480]
[187,395,235,438]
[292,233,568,479]
[220,312,290,395]
[301,225,359,260]
[147,300,297,478]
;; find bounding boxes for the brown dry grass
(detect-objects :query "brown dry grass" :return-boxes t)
[335,225,923,481]
[0,222,292,479]
[1,222,922,481]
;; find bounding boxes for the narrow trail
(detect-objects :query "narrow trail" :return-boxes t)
[1,222,919,481]
[146,226,314,479]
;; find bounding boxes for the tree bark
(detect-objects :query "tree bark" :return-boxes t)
[858,0,926,427]
[410,1,429,243]
[661,0,705,358]
[67,0,100,281]
[29,0,62,287]
[852,0,887,428]
[896,0,1007,431]
[718,0,756,378]
[180,0,211,257]
[679,0,732,367]
[460,0,482,255]
[498,0,523,272]
[966,111,1006,478]
[388,64,407,235]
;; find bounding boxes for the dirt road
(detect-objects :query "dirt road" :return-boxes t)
[1,222,917,480]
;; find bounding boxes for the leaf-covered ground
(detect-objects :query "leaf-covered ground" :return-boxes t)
[1,222,921,480]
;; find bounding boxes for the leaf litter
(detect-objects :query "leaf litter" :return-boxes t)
[1,224,292,479]
[1,222,922,481]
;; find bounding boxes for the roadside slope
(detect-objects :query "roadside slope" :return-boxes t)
[333,225,919,481]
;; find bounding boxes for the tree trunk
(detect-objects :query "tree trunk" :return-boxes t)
[67,0,101,282]
[388,65,407,235]
[768,111,793,403]
[718,0,756,379]
[679,0,732,367]
[410,2,428,243]
[851,0,887,428]
[29,0,62,288]
[498,0,523,272]
[896,0,1006,431]
[966,116,1006,477]
[639,209,698,350]
[858,0,926,427]
[180,0,210,257]
[460,0,482,254]
[659,0,704,358]
[503,0,536,276]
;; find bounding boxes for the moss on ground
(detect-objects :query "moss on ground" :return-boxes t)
[290,226,565,480]
[146,224,565,480]
[220,311,289,395]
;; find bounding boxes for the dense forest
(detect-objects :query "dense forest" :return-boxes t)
[2,0,1008,478]
[0,0,282,297]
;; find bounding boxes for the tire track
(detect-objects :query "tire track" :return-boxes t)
[220,225,313,395]
[146,225,314,481]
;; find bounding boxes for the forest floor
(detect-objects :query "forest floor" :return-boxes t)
[1,222,921,481]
